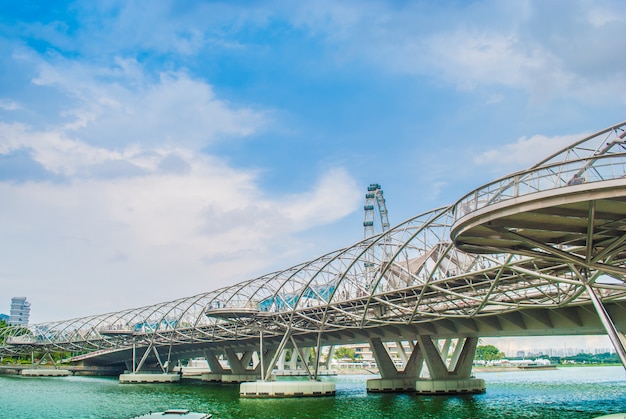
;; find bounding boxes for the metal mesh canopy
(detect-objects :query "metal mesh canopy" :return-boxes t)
[2,122,626,358]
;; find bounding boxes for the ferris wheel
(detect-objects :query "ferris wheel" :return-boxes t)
[363,183,390,239]
[362,184,391,288]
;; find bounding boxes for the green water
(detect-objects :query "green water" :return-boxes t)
[0,366,624,418]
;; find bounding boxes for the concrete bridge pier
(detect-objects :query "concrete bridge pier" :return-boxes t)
[366,337,424,392]
[415,336,485,394]
[200,347,280,383]
[20,349,71,377]
[217,348,263,383]
[280,345,310,372]
[366,336,485,395]
[239,331,336,398]
[262,344,335,376]
[199,348,229,382]
[119,341,181,383]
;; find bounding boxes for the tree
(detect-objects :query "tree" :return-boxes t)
[0,319,6,344]
[333,346,356,361]
[475,345,505,361]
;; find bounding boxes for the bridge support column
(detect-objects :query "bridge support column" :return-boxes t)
[21,350,71,377]
[239,330,336,398]
[254,348,277,379]
[200,348,227,382]
[366,337,423,393]
[324,345,335,371]
[415,336,485,395]
[367,336,484,394]
[221,349,260,383]
[586,284,626,368]
[275,349,287,371]
[119,342,181,383]
[204,348,227,374]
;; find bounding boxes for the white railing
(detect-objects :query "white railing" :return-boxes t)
[454,153,626,222]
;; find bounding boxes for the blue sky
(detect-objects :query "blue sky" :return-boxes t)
[0,0,625,350]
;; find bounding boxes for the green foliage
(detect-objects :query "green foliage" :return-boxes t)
[333,346,356,360]
[0,323,31,345]
[561,351,620,364]
[475,345,505,361]
[283,348,316,363]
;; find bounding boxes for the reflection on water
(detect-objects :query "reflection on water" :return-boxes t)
[0,366,624,418]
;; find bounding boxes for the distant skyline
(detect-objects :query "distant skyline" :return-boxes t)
[482,336,614,357]
[0,0,625,335]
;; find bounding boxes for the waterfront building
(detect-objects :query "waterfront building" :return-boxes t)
[9,297,30,325]
[335,342,406,368]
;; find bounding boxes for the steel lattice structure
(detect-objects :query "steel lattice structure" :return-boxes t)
[2,121,626,365]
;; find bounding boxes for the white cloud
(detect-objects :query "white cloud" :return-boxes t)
[425,32,566,95]
[0,99,21,111]
[0,48,361,320]
[6,0,623,324]
[27,54,268,149]
[281,168,361,229]
[473,133,582,172]
[285,0,626,104]
[0,121,361,320]
[15,1,626,109]
[425,3,626,102]
[0,122,129,176]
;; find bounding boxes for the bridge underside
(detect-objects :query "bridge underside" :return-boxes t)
[76,301,626,368]
[452,181,626,260]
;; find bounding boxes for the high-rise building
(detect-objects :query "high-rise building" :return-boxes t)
[9,297,30,325]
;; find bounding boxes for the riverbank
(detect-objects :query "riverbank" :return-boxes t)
[473,366,543,373]
[333,365,558,375]
[334,367,378,375]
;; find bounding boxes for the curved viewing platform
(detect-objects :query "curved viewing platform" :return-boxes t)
[5,336,41,346]
[204,307,261,320]
[452,121,626,256]
[99,327,137,337]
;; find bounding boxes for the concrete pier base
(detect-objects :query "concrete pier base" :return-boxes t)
[119,373,181,384]
[240,380,336,398]
[201,373,223,382]
[222,373,265,383]
[415,378,485,395]
[366,377,417,393]
[201,373,269,383]
[274,369,337,376]
[21,369,71,377]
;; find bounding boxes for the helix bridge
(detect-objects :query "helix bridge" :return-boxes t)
[1,121,626,396]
